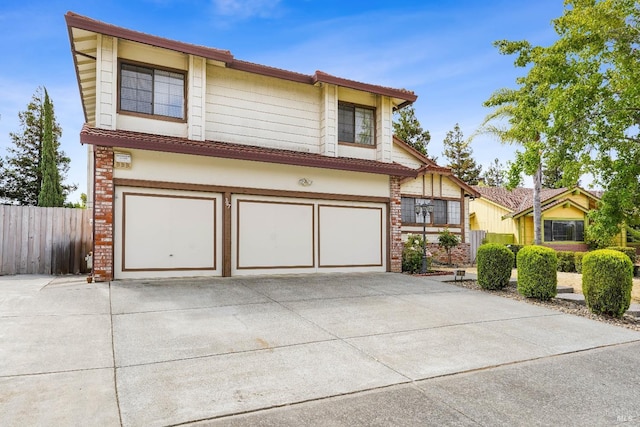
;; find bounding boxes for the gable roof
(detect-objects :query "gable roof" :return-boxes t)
[80,126,418,178]
[393,136,480,198]
[472,186,600,217]
[65,12,417,123]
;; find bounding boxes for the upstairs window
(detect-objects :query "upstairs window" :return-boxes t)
[338,103,375,146]
[119,63,185,120]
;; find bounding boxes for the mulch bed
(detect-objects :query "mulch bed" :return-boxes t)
[447,279,640,333]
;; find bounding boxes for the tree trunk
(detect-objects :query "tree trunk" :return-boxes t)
[533,161,542,245]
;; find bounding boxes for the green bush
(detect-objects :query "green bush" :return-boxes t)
[506,244,524,268]
[582,249,633,317]
[438,228,460,265]
[607,246,637,264]
[574,252,586,274]
[517,246,558,300]
[477,243,514,290]
[402,235,430,274]
[556,251,576,272]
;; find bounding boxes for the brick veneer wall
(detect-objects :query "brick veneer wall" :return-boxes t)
[427,242,471,266]
[93,146,114,282]
[390,176,402,272]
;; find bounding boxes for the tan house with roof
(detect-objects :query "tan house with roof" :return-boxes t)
[65,12,478,281]
[469,186,625,250]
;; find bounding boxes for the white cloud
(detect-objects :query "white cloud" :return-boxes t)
[211,0,282,19]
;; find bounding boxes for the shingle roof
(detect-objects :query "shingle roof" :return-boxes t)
[472,186,568,214]
[80,126,418,177]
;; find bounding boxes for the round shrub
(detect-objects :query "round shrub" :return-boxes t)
[582,249,633,317]
[517,246,558,300]
[477,243,514,290]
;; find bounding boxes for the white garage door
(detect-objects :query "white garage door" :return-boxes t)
[114,187,223,279]
[232,195,386,275]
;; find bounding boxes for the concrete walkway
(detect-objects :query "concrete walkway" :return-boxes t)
[1,273,640,426]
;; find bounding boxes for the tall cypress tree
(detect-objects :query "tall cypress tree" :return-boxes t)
[0,87,74,205]
[38,89,64,207]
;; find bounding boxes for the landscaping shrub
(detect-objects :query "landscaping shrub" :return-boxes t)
[517,246,558,300]
[402,234,430,273]
[438,228,460,265]
[582,249,633,317]
[506,244,524,268]
[476,243,514,290]
[556,251,576,272]
[574,252,586,274]
[607,246,637,264]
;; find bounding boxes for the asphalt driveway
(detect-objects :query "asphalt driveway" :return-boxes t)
[1,273,640,426]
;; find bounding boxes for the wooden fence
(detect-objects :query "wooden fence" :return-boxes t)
[0,205,92,275]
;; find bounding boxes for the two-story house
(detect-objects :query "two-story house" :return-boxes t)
[66,12,478,281]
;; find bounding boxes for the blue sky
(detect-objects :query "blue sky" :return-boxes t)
[0,0,565,202]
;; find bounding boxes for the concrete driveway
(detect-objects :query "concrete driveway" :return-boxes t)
[1,273,640,426]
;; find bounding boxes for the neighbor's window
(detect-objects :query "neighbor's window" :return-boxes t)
[544,220,584,242]
[338,103,374,145]
[400,197,461,225]
[120,63,185,120]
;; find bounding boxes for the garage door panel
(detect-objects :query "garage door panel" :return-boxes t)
[319,205,383,267]
[122,193,216,271]
[237,200,314,269]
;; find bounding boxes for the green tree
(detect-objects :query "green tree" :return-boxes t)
[442,123,482,185]
[0,87,75,205]
[486,0,639,244]
[38,89,64,207]
[392,105,432,158]
[483,158,505,187]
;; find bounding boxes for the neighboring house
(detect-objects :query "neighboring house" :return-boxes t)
[469,186,624,251]
[67,12,481,281]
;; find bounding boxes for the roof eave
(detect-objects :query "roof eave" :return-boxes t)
[80,127,417,178]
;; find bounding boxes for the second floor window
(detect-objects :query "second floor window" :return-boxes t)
[120,63,185,120]
[338,103,374,146]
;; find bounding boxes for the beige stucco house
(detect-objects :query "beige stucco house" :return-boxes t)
[66,12,478,281]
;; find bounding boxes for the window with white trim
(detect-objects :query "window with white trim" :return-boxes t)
[338,103,375,145]
[120,63,185,120]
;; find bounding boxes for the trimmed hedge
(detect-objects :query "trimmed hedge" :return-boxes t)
[477,243,514,290]
[556,251,576,272]
[506,244,524,268]
[607,246,637,264]
[517,246,558,300]
[582,249,633,317]
[574,252,586,274]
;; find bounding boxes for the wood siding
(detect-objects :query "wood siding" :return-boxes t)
[205,66,321,152]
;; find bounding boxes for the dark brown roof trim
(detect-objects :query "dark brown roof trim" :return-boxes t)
[80,126,417,178]
[65,12,233,63]
[313,71,417,102]
[65,12,417,103]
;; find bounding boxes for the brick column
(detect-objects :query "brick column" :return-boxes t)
[93,146,114,282]
[390,176,402,273]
